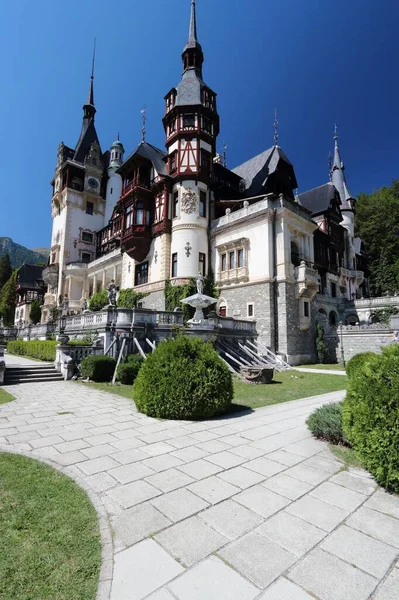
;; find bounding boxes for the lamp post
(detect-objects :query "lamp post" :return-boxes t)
[339,320,346,368]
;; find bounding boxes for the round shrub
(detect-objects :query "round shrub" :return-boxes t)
[306,402,348,445]
[346,351,376,379]
[132,336,233,419]
[80,355,116,382]
[342,344,399,492]
[117,355,144,385]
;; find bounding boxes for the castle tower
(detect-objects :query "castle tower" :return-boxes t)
[42,47,106,318]
[330,126,356,269]
[163,0,220,281]
[105,135,124,222]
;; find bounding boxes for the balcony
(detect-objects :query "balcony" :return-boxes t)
[217,266,249,286]
[121,224,152,262]
[151,219,172,237]
[42,264,59,288]
[295,261,319,300]
[120,177,151,200]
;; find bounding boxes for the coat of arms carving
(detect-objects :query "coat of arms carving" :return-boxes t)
[181,188,197,214]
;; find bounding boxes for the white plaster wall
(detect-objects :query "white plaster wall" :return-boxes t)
[105,170,122,222]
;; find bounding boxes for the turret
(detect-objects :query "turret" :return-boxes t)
[105,135,124,222]
[162,0,219,281]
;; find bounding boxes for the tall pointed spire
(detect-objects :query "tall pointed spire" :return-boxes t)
[182,0,204,75]
[330,124,353,209]
[188,0,198,46]
[273,109,279,146]
[83,40,96,120]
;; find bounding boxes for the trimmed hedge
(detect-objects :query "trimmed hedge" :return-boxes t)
[343,344,399,492]
[306,402,348,445]
[117,355,144,385]
[346,351,376,379]
[132,336,233,420]
[7,340,57,361]
[80,355,116,382]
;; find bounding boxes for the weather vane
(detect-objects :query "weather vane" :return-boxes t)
[274,109,279,146]
[334,123,338,141]
[141,105,147,142]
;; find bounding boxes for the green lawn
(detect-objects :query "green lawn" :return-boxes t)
[0,388,14,405]
[80,370,347,412]
[0,453,101,600]
[295,363,345,371]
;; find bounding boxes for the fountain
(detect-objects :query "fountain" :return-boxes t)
[181,274,218,327]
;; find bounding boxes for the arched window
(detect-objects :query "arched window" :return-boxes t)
[329,311,337,327]
[345,314,358,325]
[291,241,300,267]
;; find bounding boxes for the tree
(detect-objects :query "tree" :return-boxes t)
[88,289,108,311]
[29,300,42,325]
[0,255,12,292]
[0,271,17,325]
[356,180,399,295]
[117,289,148,308]
[315,322,328,364]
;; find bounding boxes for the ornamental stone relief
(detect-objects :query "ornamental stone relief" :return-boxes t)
[181,188,197,214]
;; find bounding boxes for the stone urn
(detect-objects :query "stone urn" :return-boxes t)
[240,366,274,384]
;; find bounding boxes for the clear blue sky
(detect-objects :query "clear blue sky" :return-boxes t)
[1,0,399,249]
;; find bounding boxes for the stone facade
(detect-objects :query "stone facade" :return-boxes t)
[277,282,316,364]
[140,289,166,312]
[326,326,395,363]
[218,281,274,349]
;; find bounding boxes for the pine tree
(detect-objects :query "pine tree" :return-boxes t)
[0,255,12,292]
[29,299,42,325]
[0,271,17,326]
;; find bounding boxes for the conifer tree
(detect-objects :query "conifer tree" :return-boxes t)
[0,271,17,326]
[0,255,12,292]
[29,299,42,325]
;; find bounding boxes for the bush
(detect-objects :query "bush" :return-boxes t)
[117,355,144,385]
[316,322,328,364]
[29,300,42,325]
[345,351,376,379]
[117,289,148,309]
[343,344,399,492]
[7,340,57,361]
[306,402,348,445]
[132,336,233,419]
[80,355,116,382]
[89,290,108,312]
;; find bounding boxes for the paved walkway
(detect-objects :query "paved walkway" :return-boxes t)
[1,356,399,600]
[294,367,347,376]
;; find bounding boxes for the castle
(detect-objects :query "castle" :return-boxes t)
[37,0,367,364]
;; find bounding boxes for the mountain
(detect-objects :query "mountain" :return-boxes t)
[32,248,50,259]
[0,237,48,268]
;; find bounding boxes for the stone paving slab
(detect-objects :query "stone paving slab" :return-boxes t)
[2,366,398,599]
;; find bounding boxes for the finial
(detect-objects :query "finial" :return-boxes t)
[328,151,333,181]
[188,0,198,43]
[334,123,338,145]
[117,132,120,141]
[223,141,228,168]
[91,38,96,80]
[274,109,279,146]
[141,105,147,142]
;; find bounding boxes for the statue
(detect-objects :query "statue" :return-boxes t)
[107,280,118,306]
[61,295,69,316]
[81,299,88,312]
[196,272,204,295]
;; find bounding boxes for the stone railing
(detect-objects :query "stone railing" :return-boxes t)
[210,315,257,334]
[17,322,56,340]
[62,307,184,333]
[351,296,399,308]
[295,261,319,299]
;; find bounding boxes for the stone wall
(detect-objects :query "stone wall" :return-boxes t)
[219,281,275,349]
[140,289,165,311]
[277,282,316,365]
[325,325,395,363]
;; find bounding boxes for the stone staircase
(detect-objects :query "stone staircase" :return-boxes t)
[4,364,64,385]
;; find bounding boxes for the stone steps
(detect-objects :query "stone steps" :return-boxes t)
[4,365,64,385]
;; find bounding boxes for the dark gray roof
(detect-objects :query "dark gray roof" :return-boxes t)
[175,70,212,106]
[298,182,340,215]
[74,118,101,163]
[17,264,44,291]
[331,137,353,209]
[232,146,295,196]
[184,0,202,52]
[120,141,168,176]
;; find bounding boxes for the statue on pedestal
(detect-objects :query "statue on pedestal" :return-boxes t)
[107,280,118,306]
[196,272,204,295]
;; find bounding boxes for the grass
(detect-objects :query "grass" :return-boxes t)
[295,363,345,371]
[0,388,14,405]
[79,370,347,411]
[0,453,101,600]
[329,443,364,470]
